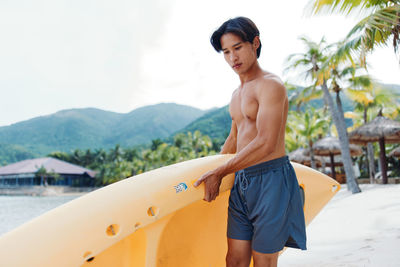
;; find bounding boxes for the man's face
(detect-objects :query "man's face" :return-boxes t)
[220,33,258,75]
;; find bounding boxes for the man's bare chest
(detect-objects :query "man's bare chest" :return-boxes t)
[229,88,258,123]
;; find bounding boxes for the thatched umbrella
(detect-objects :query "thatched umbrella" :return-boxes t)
[389,146,400,158]
[288,148,323,167]
[323,155,344,167]
[311,136,362,180]
[349,114,400,184]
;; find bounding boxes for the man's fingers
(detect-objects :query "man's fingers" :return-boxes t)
[204,191,213,202]
[204,192,218,202]
[194,177,204,187]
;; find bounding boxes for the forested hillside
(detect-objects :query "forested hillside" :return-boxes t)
[0,103,206,163]
[176,105,231,141]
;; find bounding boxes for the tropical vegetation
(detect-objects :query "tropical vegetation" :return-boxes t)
[286,107,331,169]
[308,0,400,64]
[49,131,222,186]
[286,36,363,193]
[288,0,400,192]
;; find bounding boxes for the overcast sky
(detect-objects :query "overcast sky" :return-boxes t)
[1,0,399,126]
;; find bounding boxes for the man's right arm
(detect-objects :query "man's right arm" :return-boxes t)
[220,120,237,154]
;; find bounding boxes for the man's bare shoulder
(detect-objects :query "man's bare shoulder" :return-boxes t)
[255,73,286,98]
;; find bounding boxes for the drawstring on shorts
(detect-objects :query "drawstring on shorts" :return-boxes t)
[236,170,249,198]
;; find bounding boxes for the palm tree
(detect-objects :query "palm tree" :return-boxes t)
[83,149,95,168]
[319,52,364,194]
[287,107,331,169]
[151,139,164,151]
[109,144,123,163]
[47,151,71,163]
[286,36,361,193]
[285,127,303,153]
[285,82,323,112]
[308,0,400,63]
[97,160,134,185]
[124,148,140,162]
[72,149,85,165]
[35,165,60,186]
[93,148,107,168]
[173,131,213,158]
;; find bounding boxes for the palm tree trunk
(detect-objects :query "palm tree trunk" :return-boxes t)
[367,143,376,183]
[322,81,361,193]
[378,137,388,184]
[335,92,349,147]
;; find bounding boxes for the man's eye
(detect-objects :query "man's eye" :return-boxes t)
[235,46,242,50]
[223,51,229,54]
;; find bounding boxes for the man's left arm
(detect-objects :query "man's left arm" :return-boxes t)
[194,80,287,201]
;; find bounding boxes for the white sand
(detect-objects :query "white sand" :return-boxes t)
[279,184,400,267]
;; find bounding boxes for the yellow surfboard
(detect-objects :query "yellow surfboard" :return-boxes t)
[0,154,339,267]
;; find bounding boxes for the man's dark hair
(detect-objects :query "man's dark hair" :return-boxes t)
[211,17,261,58]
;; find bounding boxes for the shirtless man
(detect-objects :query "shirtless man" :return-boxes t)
[194,17,306,267]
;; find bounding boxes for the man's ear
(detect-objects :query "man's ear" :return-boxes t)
[252,36,260,50]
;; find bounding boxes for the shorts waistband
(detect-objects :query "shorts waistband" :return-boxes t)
[240,156,289,176]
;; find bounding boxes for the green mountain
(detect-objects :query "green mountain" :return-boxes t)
[176,105,231,141]
[0,103,206,163]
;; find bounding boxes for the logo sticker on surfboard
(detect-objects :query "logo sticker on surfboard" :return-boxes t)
[174,182,188,193]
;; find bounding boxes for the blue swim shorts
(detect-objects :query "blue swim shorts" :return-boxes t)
[227,156,307,253]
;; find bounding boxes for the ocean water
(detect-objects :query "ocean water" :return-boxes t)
[0,195,81,236]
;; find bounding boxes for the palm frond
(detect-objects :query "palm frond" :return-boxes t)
[346,89,374,105]
[346,5,400,53]
[308,1,400,61]
[308,0,389,15]
[349,75,373,88]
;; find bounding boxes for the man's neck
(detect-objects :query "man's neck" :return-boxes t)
[239,61,263,85]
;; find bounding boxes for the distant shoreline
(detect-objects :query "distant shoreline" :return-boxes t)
[0,186,98,197]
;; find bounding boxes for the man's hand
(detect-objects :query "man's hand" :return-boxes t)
[193,170,223,202]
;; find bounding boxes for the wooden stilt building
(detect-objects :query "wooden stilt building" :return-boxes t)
[0,157,96,187]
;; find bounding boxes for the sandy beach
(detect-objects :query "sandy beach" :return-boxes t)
[279,184,400,267]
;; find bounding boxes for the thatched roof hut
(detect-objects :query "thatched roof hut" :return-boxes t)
[349,114,400,184]
[349,115,400,145]
[289,148,322,167]
[305,136,362,180]
[313,136,363,156]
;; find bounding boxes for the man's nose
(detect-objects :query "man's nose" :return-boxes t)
[230,51,238,62]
